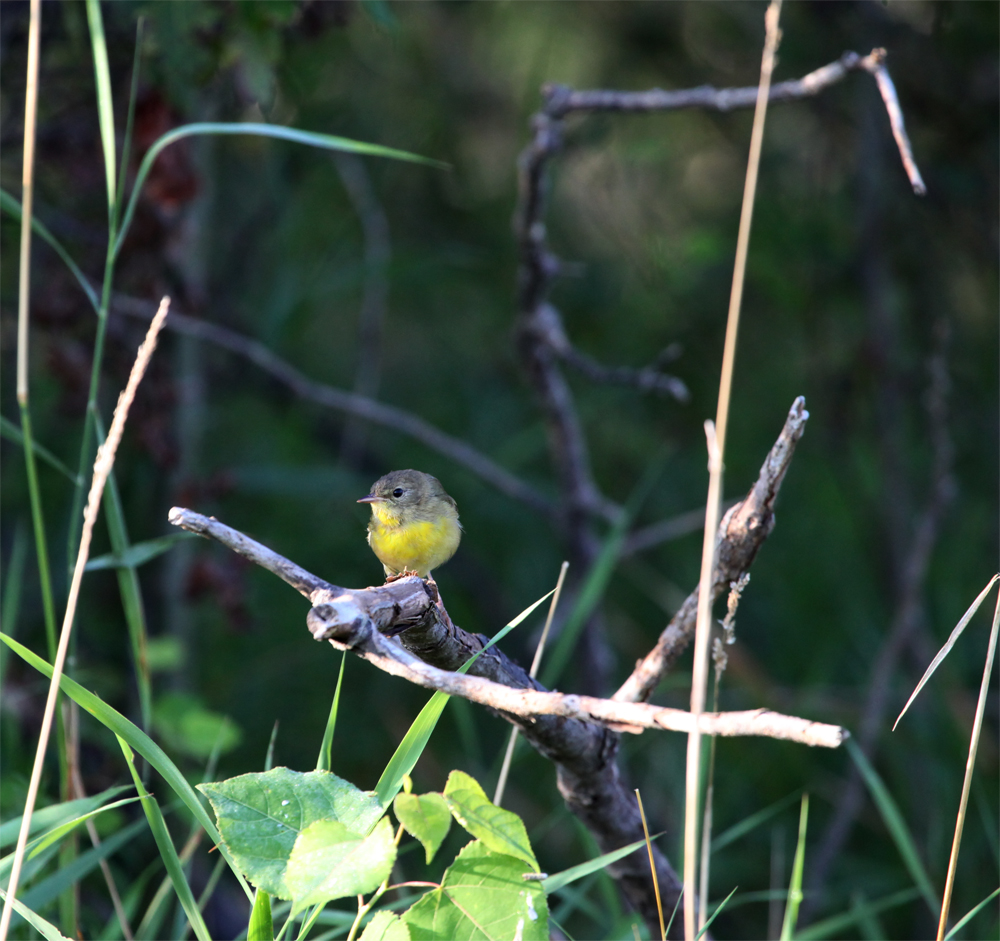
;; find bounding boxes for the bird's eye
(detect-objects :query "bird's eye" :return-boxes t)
[392,488,404,498]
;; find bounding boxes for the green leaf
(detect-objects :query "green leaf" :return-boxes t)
[0,415,81,484]
[541,836,651,894]
[944,886,1000,941]
[894,575,999,730]
[118,737,212,941]
[85,532,196,571]
[373,589,553,810]
[846,738,938,915]
[197,767,383,899]
[393,792,451,865]
[115,123,448,260]
[17,819,145,924]
[0,190,100,312]
[359,911,410,941]
[401,841,548,941]
[443,770,538,872]
[85,0,117,215]
[779,794,809,941]
[0,784,130,849]
[316,650,346,772]
[247,889,274,941]
[711,790,803,853]
[154,692,242,760]
[0,631,254,904]
[25,795,143,861]
[0,886,71,941]
[795,887,921,941]
[696,885,738,940]
[285,816,396,913]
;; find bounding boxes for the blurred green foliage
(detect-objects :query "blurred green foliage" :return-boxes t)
[1,2,996,938]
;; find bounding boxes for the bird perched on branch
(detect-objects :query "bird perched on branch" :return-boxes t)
[358,469,462,579]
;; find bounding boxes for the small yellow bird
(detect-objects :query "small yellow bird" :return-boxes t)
[358,469,462,579]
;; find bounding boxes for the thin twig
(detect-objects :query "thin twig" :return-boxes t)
[0,298,170,940]
[685,7,782,936]
[112,295,555,518]
[615,397,807,705]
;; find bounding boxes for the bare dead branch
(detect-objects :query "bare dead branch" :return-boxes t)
[113,295,554,518]
[859,50,927,195]
[561,345,690,401]
[614,397,809,705]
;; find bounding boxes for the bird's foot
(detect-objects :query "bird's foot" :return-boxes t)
[384,570,421,583]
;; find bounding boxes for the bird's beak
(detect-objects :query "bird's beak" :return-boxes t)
[357,494,384,504]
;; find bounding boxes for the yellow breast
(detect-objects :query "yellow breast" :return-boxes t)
[367,516,461,578]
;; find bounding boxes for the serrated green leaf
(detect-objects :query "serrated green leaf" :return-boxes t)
[285,816,396,912]
[401,841,548,941]
[359,910,410,941]
[443,770,537,872]
[393,792,451,865]
[197,767,383,899]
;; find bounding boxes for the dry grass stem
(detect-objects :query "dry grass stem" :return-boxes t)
[636,790,666,941]
[16,0,40,402]
[936,587,1000,940]
[494,561,569,806]
[684,3,783,937]
[0,298,170,940]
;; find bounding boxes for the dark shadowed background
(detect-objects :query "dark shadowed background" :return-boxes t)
[1,2,997,938]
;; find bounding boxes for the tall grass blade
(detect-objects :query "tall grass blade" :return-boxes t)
[943,887,1000,941]
[0,887,70,940]
[115,123,448,260]
[541,836,654,894]
[794,887,921,941]
[779,794,809,941]
[0,785,130,849]
[0,191,100,312]
[711,790,803,853]
[85,0,116,218]
[85,532,196,571]
[0,632,254,902]
[117,736,212,941]
[845,738,938,915]
[542,453,665,688]
[113,18,144,231]
[0,522,28,674]
[894,575,999,730]
[248,889,275,941]
[373,588,553,809]
[100,462,153,731]
[936,588,1000,940]
[317,651,346,771]
[17,820,145,924]
[265,721,280,772]
[695,885,737,940]
[0,417,81,483]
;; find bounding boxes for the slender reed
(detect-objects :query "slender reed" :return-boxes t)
[683,3,783,938]
[936,588,1000,940]
[0,299,171,941]
[493,561,569,806]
